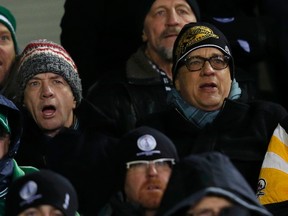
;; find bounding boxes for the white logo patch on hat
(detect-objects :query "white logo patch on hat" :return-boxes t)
[19,180,42,206]
[137,134,156,151]
[63,193,71,209]
[137,134,160,156]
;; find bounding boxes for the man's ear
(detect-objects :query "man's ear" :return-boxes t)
[174,77,180,90]
[73,99,77,109]
[142,30,148,42]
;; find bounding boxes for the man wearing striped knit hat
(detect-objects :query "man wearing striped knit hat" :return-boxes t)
[13,39,119,215]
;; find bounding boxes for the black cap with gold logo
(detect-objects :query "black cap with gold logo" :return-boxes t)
[172,22,234,81]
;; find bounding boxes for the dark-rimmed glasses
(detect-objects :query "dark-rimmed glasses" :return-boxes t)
[126,158,175,172]
[183,55,230,72]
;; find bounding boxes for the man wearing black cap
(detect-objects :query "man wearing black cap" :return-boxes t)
[138,22,288,193]
[12,39,118,215]
[99,126,179,216]
[5,169,79,216]
[87,0,200,136]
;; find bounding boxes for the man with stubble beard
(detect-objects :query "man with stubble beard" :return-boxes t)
[99,126,179,216]
[86,0,200,136]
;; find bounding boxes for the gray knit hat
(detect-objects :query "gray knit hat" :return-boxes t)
[17,39,82,105]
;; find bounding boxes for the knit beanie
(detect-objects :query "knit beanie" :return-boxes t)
[0,6,18,54]
[113,126,179,187]
[5,169,78,216]
[17,39,82,105]
[172,22,235,82]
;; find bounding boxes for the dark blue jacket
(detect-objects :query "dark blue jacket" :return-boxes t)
[138,98,287,191]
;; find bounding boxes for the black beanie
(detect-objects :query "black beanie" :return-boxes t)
[140,0,201,22]
[130,0,201,40]
[172,22,235,82]
[113,126,179,187]
[5,170,78,216]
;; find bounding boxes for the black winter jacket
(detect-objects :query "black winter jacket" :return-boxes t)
[86,46,172,136]
[15,99,118,215]
[138,98,287,191]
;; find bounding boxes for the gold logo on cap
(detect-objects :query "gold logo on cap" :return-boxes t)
[175,26,220,61]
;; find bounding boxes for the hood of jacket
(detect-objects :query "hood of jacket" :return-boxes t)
[156,152,272,216]
[0,95,21,159]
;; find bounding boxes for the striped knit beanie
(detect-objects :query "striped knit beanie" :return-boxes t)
[17,39,82,105]
[0,6,18,54]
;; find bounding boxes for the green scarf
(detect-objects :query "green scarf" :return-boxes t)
[167,79,241,128]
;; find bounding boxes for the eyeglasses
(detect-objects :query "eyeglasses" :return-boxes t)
[126,158,175,172]
[183,55,230,72]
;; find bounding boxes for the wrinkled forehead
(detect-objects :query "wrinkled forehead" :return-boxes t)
[149,0,192,11]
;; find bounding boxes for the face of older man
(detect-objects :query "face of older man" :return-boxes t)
[143,0,197,64]
[175,47,232,111]
[23,73,76,137]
